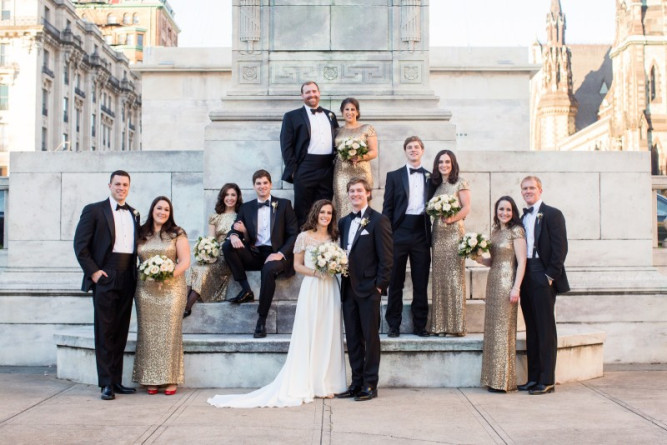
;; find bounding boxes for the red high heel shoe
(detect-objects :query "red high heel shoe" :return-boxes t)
[147,387,158,395]
[164,386,177,395]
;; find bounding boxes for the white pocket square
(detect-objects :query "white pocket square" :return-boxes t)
[360,230,370,236]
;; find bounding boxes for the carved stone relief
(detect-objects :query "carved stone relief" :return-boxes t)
[401,0,421,52]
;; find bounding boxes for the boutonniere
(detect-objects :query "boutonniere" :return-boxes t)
[271,201,278,214]
[328,112,335,121]
[360,217,370,228]
[424,172,431,181]
[133,209,140,219]
[537,212,543,222]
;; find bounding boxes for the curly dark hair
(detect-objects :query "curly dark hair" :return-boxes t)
[139,196,185,243]
[300,199,339,241]
[214,183,242,214]
[492,195,522,229]
[431,149,460,186]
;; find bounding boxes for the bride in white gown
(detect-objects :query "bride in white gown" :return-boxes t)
[208,200,347,408]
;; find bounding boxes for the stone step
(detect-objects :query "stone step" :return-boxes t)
[55,325,605,388]
[181,298,526,335]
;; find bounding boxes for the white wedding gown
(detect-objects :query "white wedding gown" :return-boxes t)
[207,232,347,408]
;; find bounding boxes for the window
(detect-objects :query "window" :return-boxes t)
[133,13,139,24]
[107,14,117,25]
[91,113,96,137]
[76,109,80,132]
[41,127,47,151]
[76,73,81,89]
[104,35,113,45]
[126,34,133,46]
[0,84,7,110]
[92,83,96,103]
[2,0,11,20]
[64,62,69,85]
[43,50,49,68]
[42,88,48,116]
[122,130,125,151]
[63,97,68,123]
[137,34,144,48]
[0,43,7,66]
[650,66,657,102]
[123,13,131,25]
[44,6,50,23]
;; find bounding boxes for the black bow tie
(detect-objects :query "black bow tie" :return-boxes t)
[523,206,534,216]
[310,106,323,114]
[258,200,271,209]
[116,203,130,211]
[351,211,363,219]
[409,167,424,175]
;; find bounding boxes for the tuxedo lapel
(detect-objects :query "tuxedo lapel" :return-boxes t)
[350,209,370,252]
[300,107,311,137]
[423,170,431,204]
[269,196,276,235]
[533,206,544,256]
[401,168,410,200]
[102,200,116,247]
[250,199,259,241]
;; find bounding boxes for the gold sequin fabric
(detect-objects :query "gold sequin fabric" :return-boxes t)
[333,124,376,217]
[430,178,469,335]
[480,225,525,391]
[132,232,187,386]
[187,212,235,302]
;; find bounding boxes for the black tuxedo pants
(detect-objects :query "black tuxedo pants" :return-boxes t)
[92,254,135,387]
[342,282,381,389]
[223,243,286,318]
[385,216,431,332]
[294,154,334,227]
[520,259,557,385]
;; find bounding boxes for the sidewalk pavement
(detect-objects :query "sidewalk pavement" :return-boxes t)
[1,365,666,444]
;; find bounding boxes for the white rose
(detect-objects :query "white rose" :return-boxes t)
[469,238,478,247]
[351,142,360,149]
[154,257,163,265]
[149,265,160,275]
[160,263,171,272]
[339,256,348,265]
[318,259,327,267]
[479,240,487,248]
[348,149,357,157]
[443,203,451,211]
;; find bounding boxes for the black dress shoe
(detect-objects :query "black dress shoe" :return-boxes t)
[335,385,361,398]
[517,381,538,391]
[236,290,255,304]
[253,319,267,338]
[529,384,555,395]
[183,309,192,318]
[413,329,430,337]
[113,383,136,394]
[487,387,505,393]
[100,385,115,400]
[387,328,400,338]
[354,386,378,401]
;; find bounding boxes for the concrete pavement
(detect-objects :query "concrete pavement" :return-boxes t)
[1,365,667,444]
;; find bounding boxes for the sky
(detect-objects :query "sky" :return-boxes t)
[168,0,616,48]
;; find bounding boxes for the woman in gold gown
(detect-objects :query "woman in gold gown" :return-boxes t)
[132,196,190,395]
[333,98,378,218]
[184,183,243,317]
[428,150,471,336]
[476,196,526,392]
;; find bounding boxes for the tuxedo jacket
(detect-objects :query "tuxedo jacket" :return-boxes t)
[339,208,393,299]
[280,106,339,183]
[382,166,432,242]
[228,196,299,277]
[73,198,140,292]
[524,202,570,294]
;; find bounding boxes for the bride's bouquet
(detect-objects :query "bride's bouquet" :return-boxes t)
[426,194,461,219]
[336,137,369,163]
[194,236,220,265]
[458,233,491,259]
[311,242,349,277]
[139,255,175,282]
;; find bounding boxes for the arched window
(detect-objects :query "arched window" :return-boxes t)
[650,65,657,102]
[132,13,139,24]
[123,13,131,25]
[107,14,117,25]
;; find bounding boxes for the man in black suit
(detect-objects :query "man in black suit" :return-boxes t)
[223,169,299,338]
[383,136,431,338]
[518,176,569,395]
[73,170,139,400]
[280,80,339,227]
[335,177,393,401]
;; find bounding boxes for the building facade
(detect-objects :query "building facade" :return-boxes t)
[531,0,667,175]
[73,0,179,63]
[0,0,141,175]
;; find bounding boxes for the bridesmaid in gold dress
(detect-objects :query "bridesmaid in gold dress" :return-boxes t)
[333,98,378,217]
[476,196,526,392]
[132,196,190,395]
[184,183,243,317]
[428,150,471,336]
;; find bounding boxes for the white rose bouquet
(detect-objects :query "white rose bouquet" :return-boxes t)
[311,242,349,277]
[194,236,220,265]
[458,233,491,259]
[336,137,369,163]
[426,194,461,219]
[139,255,175,282]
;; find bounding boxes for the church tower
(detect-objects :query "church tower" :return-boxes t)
[534,0,578,151]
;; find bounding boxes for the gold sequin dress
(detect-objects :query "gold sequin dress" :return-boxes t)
[187,212,236,302]
[132,231,187,386]
[333,124,376,217]
[480,225,525,391]
[430,177,469,335]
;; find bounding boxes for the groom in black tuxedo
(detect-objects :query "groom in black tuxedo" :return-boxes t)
[383,136,432,338]
[73,170,139,400]
[280,80,339,227]
[223,169,299,338]
[336,177,392,401]
[519,176,569,395]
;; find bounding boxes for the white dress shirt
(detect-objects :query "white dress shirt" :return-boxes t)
[305,105,333,155]
[405,164,426,215]
[523,199,542,259]
[255,198,272,247]
[109,197,135,254]
[346,205,368,253]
